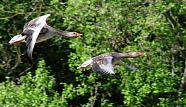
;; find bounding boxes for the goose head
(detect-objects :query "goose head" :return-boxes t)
[9,34,26,45]
[135,51,144,56]
[65,32,82,38]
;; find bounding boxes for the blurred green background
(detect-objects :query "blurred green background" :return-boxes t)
[0,0,186,106]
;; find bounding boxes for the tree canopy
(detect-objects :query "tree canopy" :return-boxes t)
[0,0,186,106]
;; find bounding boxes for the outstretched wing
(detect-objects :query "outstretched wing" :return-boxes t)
[26,29,39,59]
[23,22,28,30]
[92,56,114,74]
[24,14,50,59]
[77,58,93,69]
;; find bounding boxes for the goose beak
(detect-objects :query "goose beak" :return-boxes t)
[76,33,82,38]
[138,51,145,56]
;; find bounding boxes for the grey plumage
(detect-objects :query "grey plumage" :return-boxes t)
[77,51,144,74]
[10,14,82,59]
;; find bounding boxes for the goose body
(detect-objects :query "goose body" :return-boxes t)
[77,51,144,74]
[9,14,82,59]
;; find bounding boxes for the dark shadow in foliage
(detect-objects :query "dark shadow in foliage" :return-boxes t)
[98,75,125,106]
[142,92,178,106]
[68,93,90,107]
[0,71,6,82]
[178,15,186,28]
[67,85,101,107]
[33,39,76,93]
[105,85,124,106]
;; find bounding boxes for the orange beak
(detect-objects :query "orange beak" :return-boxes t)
[138,51,145,56]
[76,33,82,38]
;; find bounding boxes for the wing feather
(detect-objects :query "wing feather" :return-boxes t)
[24,14,50,59]
[77,58,93,69]
[92,56,114,74]
[26,28,41,59]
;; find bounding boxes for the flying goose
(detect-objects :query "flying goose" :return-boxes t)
[9,14,82,59]
[77,51,144,74]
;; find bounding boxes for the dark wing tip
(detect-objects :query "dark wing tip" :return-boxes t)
[27,49,33,59]
[26,41,33,59]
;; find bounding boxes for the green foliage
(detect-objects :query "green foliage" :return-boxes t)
[0,0,186,106]
[0,59,63,106]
